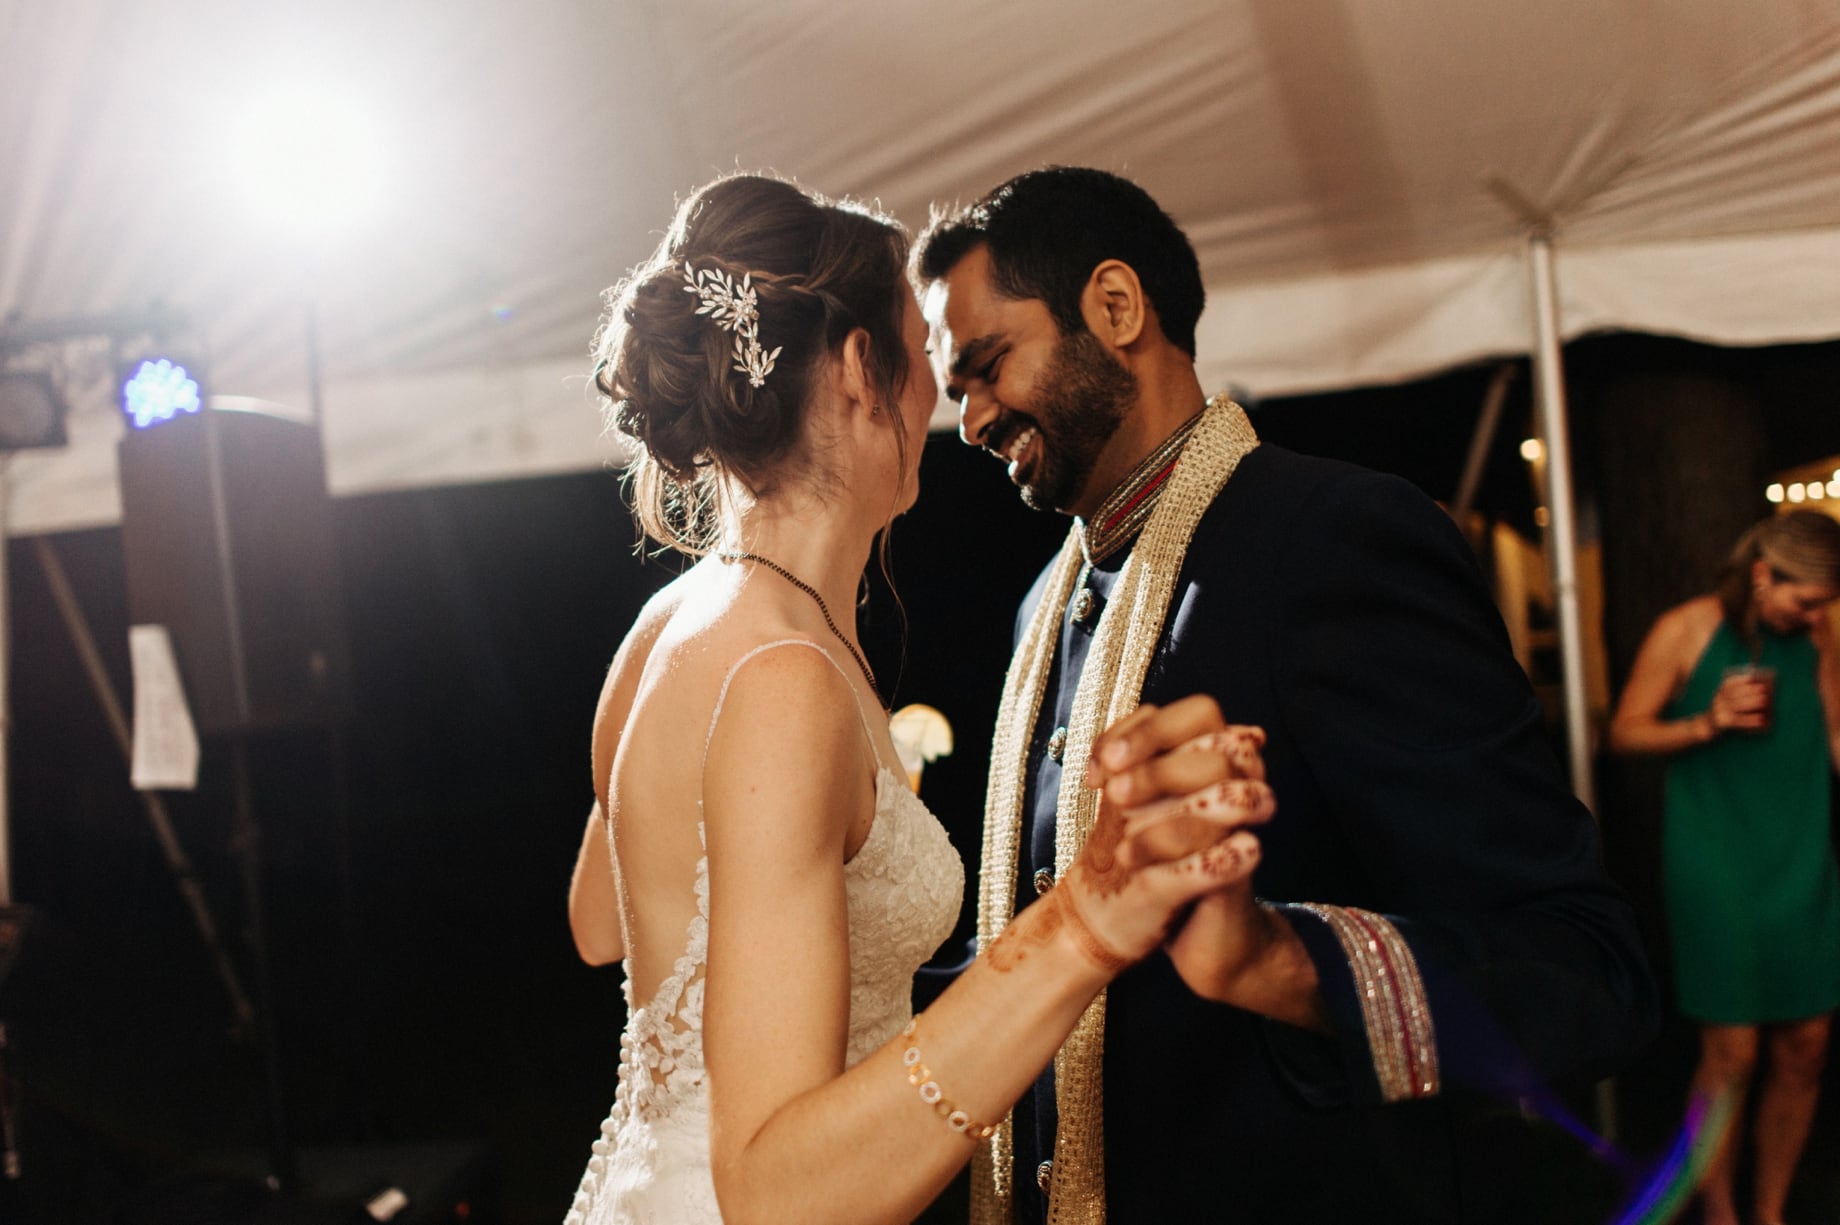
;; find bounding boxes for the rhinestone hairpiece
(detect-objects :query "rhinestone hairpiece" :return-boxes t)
[683,263,782,388]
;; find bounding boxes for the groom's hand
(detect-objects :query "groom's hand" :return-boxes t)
[1086,695,1265,801]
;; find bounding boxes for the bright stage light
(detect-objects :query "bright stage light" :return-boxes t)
[233,85,383,235]
[122,358,204,429]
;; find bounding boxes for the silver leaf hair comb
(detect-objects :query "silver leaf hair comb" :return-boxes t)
[684,263,782,388]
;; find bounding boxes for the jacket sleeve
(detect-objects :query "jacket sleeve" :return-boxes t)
[1256,467,1658,1106]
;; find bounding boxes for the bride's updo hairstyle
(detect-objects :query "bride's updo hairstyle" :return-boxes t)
[593,174,915,553]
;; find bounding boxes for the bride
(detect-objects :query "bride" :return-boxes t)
[563,174,1267,1225]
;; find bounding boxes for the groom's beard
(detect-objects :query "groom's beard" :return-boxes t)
[1010,329,1137,515]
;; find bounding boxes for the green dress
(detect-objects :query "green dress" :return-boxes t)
[1664,620,1840,1023]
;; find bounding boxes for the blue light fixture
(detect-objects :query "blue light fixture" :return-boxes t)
[121,357,203,429]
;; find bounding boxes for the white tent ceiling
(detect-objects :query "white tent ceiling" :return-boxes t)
[6,0,1840,535]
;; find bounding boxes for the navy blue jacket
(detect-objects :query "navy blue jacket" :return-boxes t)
[1009,443,1657,1223]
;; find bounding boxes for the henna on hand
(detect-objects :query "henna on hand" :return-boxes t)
[1182,727,1268,780]
[984,885,1066,974]
[1091,712,1269,809]
[1055,881,1134,974]
[1079,794,1130,900]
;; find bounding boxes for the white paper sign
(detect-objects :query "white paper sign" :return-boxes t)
[128,624,200,791]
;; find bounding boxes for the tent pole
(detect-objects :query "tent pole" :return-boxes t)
[1525,232,1595,813]
[1451,362,1516,522]
[1527,231,1619,1146]
[0,462,11,909]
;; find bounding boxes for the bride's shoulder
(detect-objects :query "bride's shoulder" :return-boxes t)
[693,628,868,751]
[658,571,834,681]
[603,563,708,681]
[594,562,725,787]
[616,560,858,731]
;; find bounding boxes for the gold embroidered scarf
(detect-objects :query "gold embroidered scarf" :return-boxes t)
[972,397,1260,1225]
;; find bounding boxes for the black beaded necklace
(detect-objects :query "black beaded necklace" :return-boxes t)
[717,551,881,702]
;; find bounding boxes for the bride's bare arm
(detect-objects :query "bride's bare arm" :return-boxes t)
[568,801,620,966]
[701,655,1257,1225]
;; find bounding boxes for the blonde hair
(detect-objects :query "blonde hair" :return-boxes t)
[1715,508,1840,639]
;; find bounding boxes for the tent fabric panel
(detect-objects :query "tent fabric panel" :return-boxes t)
[1201,225,1840,397]
[6,360,628,537]
[6,0,1840,534]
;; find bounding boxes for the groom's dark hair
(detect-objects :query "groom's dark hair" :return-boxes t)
[915,167,1206,357]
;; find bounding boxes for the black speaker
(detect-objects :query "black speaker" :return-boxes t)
[117,405,350,734]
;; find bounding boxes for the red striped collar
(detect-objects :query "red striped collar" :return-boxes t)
[1076,408,1205,565]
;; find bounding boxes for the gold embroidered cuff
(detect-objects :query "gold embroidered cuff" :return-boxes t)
[1295,903,1440,1102]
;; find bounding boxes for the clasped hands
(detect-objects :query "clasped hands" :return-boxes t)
[1059,696,1314,1020]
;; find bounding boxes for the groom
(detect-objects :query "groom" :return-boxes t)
[916,168,1657,1224]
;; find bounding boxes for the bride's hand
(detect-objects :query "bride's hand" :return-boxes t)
[1086,695,1266,814]
[1088,696,1273,871]
[1079,698,1323,1028]
[1056,697,1274,968]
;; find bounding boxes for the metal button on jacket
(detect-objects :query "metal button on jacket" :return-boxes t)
[1070,588,1097,625]
[1037,1160,1054,1192]
[1033,867,1055,895]
[1046,726,1068,762]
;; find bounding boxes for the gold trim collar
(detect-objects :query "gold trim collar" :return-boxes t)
[1075,408,1205,567]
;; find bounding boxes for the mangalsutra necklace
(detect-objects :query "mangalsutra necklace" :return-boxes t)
[717,551,881,703]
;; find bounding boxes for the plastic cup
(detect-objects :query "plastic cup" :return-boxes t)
[1721,663,1777,731]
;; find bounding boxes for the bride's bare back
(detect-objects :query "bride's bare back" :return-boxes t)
[589,558,884,1011]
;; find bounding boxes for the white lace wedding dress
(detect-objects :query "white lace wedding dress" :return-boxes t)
[564,640,966,1224]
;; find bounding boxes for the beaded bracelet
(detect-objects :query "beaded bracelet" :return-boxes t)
[900,1020,997,1141]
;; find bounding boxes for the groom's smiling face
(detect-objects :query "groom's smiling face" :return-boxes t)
[926,245,1136,519]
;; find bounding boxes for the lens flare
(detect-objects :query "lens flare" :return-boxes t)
[1608,1089,1734,1225]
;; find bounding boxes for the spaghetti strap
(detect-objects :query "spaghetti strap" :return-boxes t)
[701,637,885,773]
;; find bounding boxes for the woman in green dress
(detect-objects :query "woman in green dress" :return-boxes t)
[1611,509,1840,1225]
